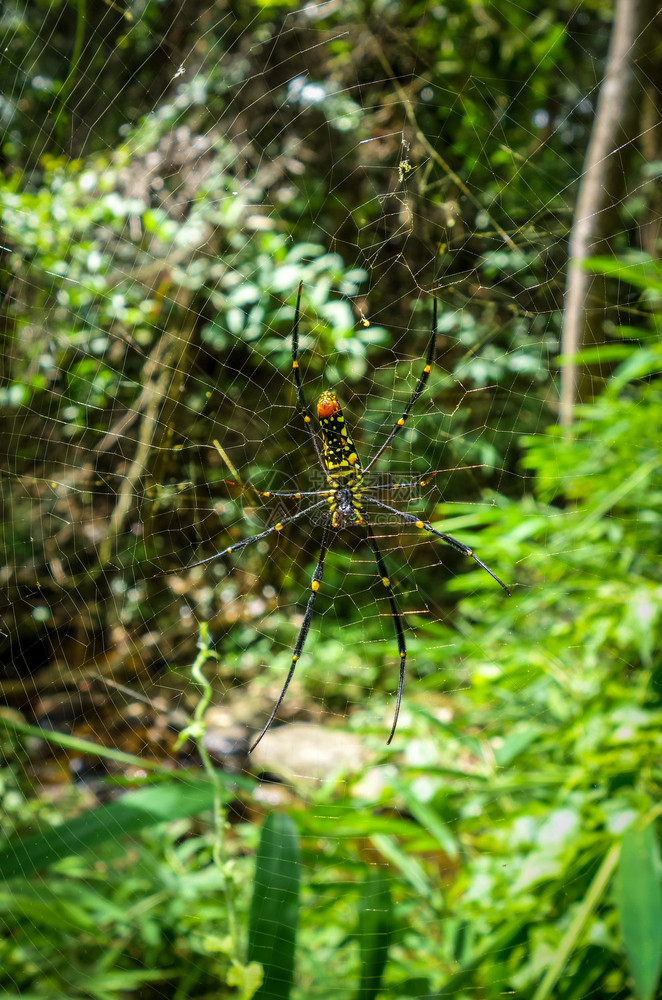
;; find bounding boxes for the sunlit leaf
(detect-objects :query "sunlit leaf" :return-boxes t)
[617,824,662,1000]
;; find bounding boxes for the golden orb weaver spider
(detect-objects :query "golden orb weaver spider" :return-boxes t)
[187,284,511,752]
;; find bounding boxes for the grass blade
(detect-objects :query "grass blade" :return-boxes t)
[432,921,523,997]
[248,812,301,1000]
[357,867,394,1000]
[617,823,662,1000]
[532,843,620,1000]
[370,833,432,898]
[0,781,217,880]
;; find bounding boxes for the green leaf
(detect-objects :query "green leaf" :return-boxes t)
[557,344,637,365]
[494,724,542,767]
[0,715,169,771]
[369,834,432,899]
[357,868,394,1000]
[248,812,301,1000]
[617,824,662,1000]
[0,780,217,880]
[0,886,97,932]
[432,921,523,997]
[582,254,662,293]
[532,844,620,1000]
[227,960,265,1000]
[391,779,459,858]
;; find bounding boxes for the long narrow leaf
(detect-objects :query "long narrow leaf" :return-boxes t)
[532,843,620,1000]
[357,867,394,1000]
[617,824,662,1000]
[0,716,254,792]
[391,779,458,859]
[0,781,217,880]
[432,921,523,997]
[370,834,432,898]
[248,812,301,1000]
[0,715,168,771]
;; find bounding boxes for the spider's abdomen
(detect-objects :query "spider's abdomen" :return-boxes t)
[317,389,363,477]
[331,483,363,528]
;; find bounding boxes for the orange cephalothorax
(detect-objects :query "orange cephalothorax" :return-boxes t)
[317,391,340,419]
[316,389,362,476]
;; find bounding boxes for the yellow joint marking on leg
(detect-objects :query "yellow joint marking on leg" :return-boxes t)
[304,415,311,423]
[415,520,424,528]
[275,523,284,531]
[292,654,299,662]
[382,576,390,587]
[424,364,431,373]
[295,493,301,498]
[397,418,405,426]
[467,548,473,556]
[400,651,406,658]
[311,580,320,591]
[263,491,271,497]
[292,360,299,368]
[225,546,233,553]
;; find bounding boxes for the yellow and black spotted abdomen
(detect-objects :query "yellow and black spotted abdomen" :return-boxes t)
[316,390,362,476]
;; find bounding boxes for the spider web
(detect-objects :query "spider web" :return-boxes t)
[0,0,659,997]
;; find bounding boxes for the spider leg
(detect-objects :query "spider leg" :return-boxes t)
[157,498,328,574]
[367,498,511,596]
[291,282,326,473]
[221,481,333,500]
[364,294,437,475]
[249,520,331,752]
[363,516,407,745]
[213,440,331,500]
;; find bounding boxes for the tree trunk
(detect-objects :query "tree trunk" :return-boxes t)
[560,0,651,427]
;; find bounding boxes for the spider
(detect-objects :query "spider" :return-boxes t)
[184,284,510,752]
